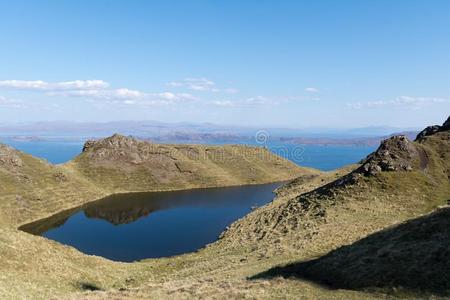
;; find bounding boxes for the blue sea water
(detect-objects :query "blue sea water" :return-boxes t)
[2,140,84,164]
[267,142,375,171]
[2,139,375,171]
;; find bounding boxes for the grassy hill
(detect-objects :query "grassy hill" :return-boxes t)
[0,144,106,226]
[66,134,315,193]
[243,116,450,296]
[221,120,449,255]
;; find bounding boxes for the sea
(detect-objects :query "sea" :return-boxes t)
[2,139,375,171]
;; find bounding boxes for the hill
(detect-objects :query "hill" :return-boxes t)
[66,134,312,193]
[0,144,105,226]
[245,116,450,296]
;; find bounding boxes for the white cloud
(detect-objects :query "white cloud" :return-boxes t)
[211,94,319,108]
[123,100,136,105]
[155,92,197,101]
[115,88,145,98]
[1,78,322,110]
[47,88,146,99]
[210,96,273,108]
[283,95,320,102]
[48,88,196,106]
[305,87,320,93]
[213,100,235,107]
[244,96,277,106]
[168,77,238,94]
[157,92,179,100]
[0,96,27,108]
[0,80,109,91]
[223,88,239,94]
[0,78,203,108]
[347,96,450,109]
[168,77,217,92]
[346,102,363,109]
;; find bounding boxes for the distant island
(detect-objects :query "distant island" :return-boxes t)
[0,120,419,147]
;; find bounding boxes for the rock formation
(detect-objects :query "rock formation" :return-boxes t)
[415,116,450,140]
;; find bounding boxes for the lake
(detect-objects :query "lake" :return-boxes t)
[20,183,282,262]
[13,139,375,262]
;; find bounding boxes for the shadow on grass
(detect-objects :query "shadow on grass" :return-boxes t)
[79,282,102,291]
[251,205,450,297]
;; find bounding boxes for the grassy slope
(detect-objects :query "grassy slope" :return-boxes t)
[66,134,314,193]
[0,148,106,227]
[0,147,117,298]
[262,206,450,297]
[0,126,448,299]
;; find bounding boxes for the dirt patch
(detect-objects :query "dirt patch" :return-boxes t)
[417,148,429,170]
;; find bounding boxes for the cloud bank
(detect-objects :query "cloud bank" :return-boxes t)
[0,78,320,109]
[0,80,109,90]
[347,96,450,109]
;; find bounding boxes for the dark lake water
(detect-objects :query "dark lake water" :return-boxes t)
[20,183,282,262]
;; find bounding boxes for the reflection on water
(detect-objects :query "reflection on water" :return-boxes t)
[20,183,282,262]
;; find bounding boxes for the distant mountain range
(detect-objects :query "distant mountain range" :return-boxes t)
[0,120,420,146]
[279,131,419,146]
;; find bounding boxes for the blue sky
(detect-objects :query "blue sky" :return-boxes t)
[0,0,449,128]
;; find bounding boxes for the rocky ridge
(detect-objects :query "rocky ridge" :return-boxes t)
[69,134,314,192]
[415,116,450,140]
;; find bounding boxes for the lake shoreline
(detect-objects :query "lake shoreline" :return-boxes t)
[15,178,297,229]
[20,182,286,262]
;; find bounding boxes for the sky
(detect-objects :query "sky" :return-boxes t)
[0,0,449,128]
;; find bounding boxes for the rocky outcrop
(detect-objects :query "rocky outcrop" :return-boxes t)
[415,116,450,140]
[358,135,418,176]
[82,134,139,153]
[81,134,148,164]
[0,144,23,168]
[357,116,449,177]
[443,116,450,131]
